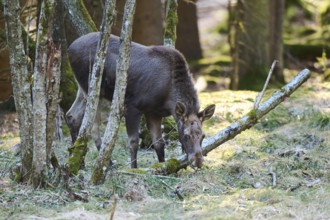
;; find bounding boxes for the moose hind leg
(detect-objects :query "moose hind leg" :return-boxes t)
[146,114,165,162]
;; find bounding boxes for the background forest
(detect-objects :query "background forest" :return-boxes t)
[0,0,330,219]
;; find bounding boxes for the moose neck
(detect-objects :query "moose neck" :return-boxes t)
[170,52,200,122]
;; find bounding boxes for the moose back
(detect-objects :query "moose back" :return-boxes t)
[66,32,215,168]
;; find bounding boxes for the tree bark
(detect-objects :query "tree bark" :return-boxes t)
[3,0,34,183]
[45,36,62,165]
[60,0,98,36]
[91,0,136,185]
[176,0,202,60]
[67,0,116,176]
[230,0,270,90]
[32,0,56,188]
[269,0,285,84]
[164,0,178,48]
[228,0,242,90]
[132,0,163,45]
[153,69,310,174]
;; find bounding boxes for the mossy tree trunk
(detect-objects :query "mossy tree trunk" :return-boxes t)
[229,0,286,90]
[229,0,270,90]
[164,0,178,48]
[91,0,136,185]
[53,1,77,113]
[3,0,34,183]
[67,0,116,176]
[60,0,97,36]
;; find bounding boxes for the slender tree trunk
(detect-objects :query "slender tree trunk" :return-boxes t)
[67,0,116,175]
[164,0,178,48]
[269,0,285,84]
[228,0,243,90]
[54,0,78,113]
[176,0,202,60]
[3,0,34,183]
[91,0,136,185]
[32,0,56,188]
[60,0,98,36]
[45,34,62,164]
[230,0,270,90]
[132,0,163,45]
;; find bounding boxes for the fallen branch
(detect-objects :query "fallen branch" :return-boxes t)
[155,68,310,174]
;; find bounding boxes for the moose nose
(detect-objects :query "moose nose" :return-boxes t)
[190,151,204,168]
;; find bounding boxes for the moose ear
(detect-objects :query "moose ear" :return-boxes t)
[175,102,187,119]
[198,104,216,122]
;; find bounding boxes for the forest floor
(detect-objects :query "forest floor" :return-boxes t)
[0,71,329,220]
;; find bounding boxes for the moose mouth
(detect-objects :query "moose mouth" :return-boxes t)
[188,151,204,169]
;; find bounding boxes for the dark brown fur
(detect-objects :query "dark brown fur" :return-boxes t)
[66,32,215,168]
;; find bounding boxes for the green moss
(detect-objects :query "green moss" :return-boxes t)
[150,159,180,174]
[151,162,166,170]
[247,109,257,119]
[67,135,88,175]
[164,0,178,46]
[91,168,105,185]
[122,168,148,174]
[60,60,78,112]
[78,0,98,32]
[165,158,180,174]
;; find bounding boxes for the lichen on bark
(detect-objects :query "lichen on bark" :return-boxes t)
[164,0,178,47]
[4,0,34,183]
[67,135,88,175]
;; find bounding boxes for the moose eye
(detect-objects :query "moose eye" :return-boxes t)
[200,134,205,144]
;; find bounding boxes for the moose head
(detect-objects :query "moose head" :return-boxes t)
[175,102,216,168]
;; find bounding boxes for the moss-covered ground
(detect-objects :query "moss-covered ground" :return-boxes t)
[0,76,329,220]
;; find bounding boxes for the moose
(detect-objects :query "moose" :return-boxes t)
[66,32,215,168]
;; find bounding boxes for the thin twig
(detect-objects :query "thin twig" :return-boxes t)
[254,60,278,109]
[160,179,184,201]
[109,194,118,220]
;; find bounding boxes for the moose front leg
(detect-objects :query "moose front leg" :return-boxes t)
[125,108,142,168]
[146,114,165,163]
